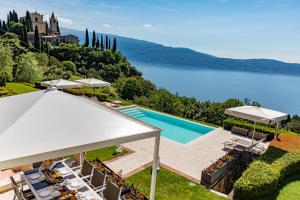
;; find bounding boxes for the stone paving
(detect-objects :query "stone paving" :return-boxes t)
[107,128,267,182]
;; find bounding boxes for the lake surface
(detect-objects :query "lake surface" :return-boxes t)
[131,61,300,115]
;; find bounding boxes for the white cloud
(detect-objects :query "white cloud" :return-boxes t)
[43,15,73,27]
[143,24,153,28]
[103,23,113,28]
[58,17,73,26]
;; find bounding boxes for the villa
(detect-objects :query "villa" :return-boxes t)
[1,79,296,200]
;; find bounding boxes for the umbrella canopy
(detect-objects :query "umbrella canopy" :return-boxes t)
[0,88,159,170]
[225,105,288,125]
[75,78,110,87]
[41,79,82,89]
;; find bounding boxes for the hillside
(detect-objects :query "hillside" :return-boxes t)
[61,28,300,76]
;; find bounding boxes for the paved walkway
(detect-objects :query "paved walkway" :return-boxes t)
[107,128,265,182]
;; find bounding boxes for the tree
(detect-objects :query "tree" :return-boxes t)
[112,38,117,52]
[56,21,60,34]
[45,22,49,35]
[108,39,111,49]
[22,22,29,46]
[33,25,40,50]
[84,28,89,47]
[10,22,24,37]
[2,21,7,32]
[16,52,43,83]
[62,60,76,74]
[25,11,33,32]
[100,34,104,50]
[105,35,108,49]
[7,14,10,31]
[95,36,100,49]
[0,45,14,86]
[12,10,18,22]
[92,30,96,48]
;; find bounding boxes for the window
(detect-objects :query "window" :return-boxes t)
[35,17,38,22]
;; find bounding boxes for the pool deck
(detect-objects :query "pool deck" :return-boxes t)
[107,128,268,182]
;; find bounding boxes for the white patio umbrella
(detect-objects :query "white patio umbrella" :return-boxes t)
[0,88,161,200]
[41,79,82,89]
[74,78,110,87]
[225,105,288,143]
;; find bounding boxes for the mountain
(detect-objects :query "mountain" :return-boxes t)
[61,27,300,76]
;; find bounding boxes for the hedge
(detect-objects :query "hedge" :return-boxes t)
[223,118,275,140]
[233,147,300,199]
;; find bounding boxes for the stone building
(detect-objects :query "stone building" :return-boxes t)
[21,11,79,45]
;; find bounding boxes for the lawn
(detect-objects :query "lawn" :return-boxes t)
[126,167,225,200]
[5,82,39,94]
[262,174,300,200]
[86,146,128,162]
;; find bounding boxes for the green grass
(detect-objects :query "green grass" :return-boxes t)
[6,82,38,94]
[126,167,225,200]
[262,174,300,200]
[86,146,128,162]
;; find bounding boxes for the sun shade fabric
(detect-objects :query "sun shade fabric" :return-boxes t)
[74,78,111,87]
[41,79,82,89]
[0,89,158,170]
[225,105,288,125]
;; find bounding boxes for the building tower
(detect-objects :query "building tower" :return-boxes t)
[49,12,58,34]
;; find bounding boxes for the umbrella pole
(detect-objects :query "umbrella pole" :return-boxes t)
[252,122,256,146]
[275,122,279,140]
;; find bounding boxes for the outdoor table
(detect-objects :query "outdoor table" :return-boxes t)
[21,159,103,200]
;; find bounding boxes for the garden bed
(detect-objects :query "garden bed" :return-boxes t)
[201,150,240,187]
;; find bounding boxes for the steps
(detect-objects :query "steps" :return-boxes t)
[121,108,145,118]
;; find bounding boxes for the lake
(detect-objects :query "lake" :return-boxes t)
[131,61,300,115]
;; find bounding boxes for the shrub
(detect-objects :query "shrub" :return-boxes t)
[224,118,275,140]
[96,93,108,102]
[233,147,300,199]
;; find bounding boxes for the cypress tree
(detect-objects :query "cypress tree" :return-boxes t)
[108,38,111,49]
[12,10,18,22]
[25,11,32,32]
[45,22,49,35]
[22,24,29,46]
[112,37,117,52]
[95,35,100,49]
[92,30,96,48]
[85,28,89,47]
[7,14,10,31]
[100,34,104,50]
[57,21,60,34]
[34,25,40,50]
[2,21,7,32]
[0,20,2,35]
[41,41,44,52]
[45,42,49,54]
[105,35,108,49]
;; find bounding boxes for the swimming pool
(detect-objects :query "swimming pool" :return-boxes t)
[120,106,214,144]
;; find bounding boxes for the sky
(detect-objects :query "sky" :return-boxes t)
[0,0,299,63]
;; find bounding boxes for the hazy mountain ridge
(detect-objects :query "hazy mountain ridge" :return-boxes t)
[61,27,300,76]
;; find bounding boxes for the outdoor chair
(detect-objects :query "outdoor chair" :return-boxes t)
[223,140,234,149]
[72,159,94,180]
[10,177,34,200]
[103,181,122,200]
[89,169,107,196]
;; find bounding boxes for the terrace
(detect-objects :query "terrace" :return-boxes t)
[0,82,299,200]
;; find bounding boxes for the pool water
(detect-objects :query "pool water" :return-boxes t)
[120,107,214,144]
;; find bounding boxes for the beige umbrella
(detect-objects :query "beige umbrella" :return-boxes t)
[225,105,288,143]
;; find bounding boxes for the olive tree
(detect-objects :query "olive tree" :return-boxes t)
[0,45,14,86]
[16,52,43,83]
